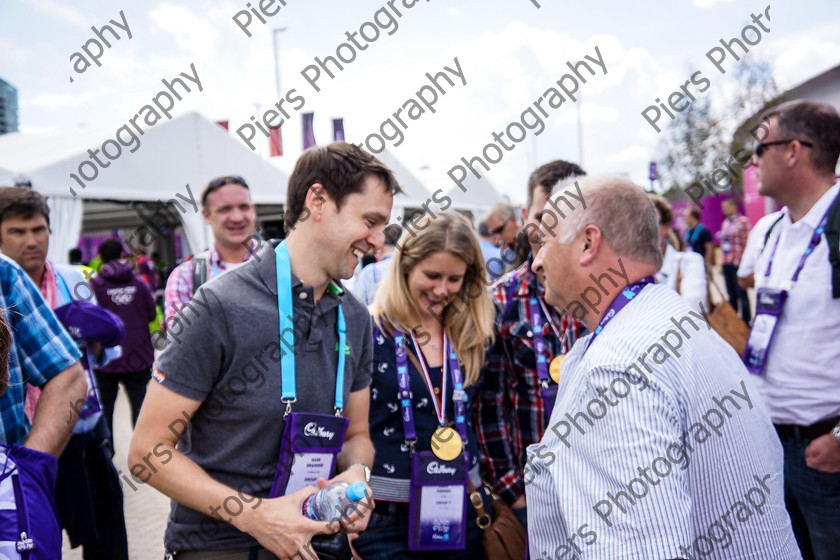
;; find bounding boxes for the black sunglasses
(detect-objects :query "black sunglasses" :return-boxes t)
[207,175,249,189]
[754,139,814,158]
[489,223,506,236]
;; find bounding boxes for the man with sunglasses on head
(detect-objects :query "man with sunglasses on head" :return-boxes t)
[740,99,840,560]
[164,175,258,320]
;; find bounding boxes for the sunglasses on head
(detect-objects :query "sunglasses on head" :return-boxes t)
[208,175,249,189]
[753,139,814,158]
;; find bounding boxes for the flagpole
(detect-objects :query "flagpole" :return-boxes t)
[273,28,288,100]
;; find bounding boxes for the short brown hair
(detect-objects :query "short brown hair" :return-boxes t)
[527,160,586,209]
[648,194,672,225]
[0,187,51,230]
[200,176,251,208]
[285,142,401,230]
[762,100,840,174]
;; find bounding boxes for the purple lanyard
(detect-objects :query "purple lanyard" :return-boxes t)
[583,277,655,353]
[393,328,468,446]
[501,269,521,322]
[764,210,830,284]
[528,297,553,386]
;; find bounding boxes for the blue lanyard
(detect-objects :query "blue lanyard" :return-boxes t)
[687,226,703,245]
[56,272,73,303]
[584,277,655,353]
[275,241,346,415]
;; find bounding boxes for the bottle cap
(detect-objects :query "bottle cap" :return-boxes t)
[346,482,368,502]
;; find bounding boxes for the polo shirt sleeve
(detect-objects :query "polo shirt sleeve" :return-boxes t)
[562,365,691,559]
[8,268,80,387]
[154,286,227,402]
[351,313,373,392]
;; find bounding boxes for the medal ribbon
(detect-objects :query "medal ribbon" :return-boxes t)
[411,335,447,425]
[538,297,565,342]
[394,328,468,444]
[584,277,655,353]
[764,209,830,285]
[275,241,346,413]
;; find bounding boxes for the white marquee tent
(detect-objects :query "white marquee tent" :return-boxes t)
[0,111,500,264]
[0,112,289,263]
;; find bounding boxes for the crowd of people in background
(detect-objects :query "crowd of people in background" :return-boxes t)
[0,99,838,560]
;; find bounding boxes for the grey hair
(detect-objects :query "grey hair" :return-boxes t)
[487,202,514,223]
[552,175,662,268]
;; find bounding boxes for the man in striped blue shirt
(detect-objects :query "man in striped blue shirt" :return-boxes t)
[526,175,799,559]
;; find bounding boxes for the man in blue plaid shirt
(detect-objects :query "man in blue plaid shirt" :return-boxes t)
[474,160,588,529]
[0,252,85,451]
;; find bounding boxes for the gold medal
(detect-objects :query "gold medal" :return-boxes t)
[431,426,463,461]
[549,355,565,384]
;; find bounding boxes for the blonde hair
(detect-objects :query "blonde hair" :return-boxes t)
[370,212,495,386]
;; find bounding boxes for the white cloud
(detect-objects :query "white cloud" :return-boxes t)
[24,89,116,109]
[607,145,648,164]
[692,0,739,7]
[773,37,840,90]
[554,102,621,126]
[26,0,88,27]
[150,4,219,59]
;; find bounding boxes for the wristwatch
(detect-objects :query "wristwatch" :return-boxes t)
[833,425,840,446]
[351,462,371,483]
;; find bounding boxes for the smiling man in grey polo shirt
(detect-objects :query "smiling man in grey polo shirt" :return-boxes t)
[130,142,402,559]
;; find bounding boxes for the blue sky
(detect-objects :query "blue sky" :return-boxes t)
[1,0,838,202]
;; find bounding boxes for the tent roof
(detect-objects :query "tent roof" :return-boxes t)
[443,173,506,212]
[0,166,14,185]
[269,147,434,209]
[370,149,434,207]
[0,112,288,204]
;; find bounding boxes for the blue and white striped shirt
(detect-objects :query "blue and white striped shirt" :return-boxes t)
[526,283,800,560]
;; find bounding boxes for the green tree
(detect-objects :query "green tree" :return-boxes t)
[656,57,780,201]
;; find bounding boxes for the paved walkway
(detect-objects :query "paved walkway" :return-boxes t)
[61,386,170,559]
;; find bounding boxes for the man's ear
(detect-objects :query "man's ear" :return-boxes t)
[520,206,528,223]
[578,224,602,267]
[201,207,210,224]
[305,183,330,221]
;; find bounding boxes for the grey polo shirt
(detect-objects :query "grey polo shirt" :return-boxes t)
[153,241,373,552]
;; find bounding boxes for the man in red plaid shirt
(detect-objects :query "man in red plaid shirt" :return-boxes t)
[474,160,588,529]
[717,199,752,322]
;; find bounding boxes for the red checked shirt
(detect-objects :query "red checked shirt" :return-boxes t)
[473,260,588,506]
[718,214,751,265]
[164,241,260,320]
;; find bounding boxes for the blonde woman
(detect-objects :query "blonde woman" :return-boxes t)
[353,211,495,559]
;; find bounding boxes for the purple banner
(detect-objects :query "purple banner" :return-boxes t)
[302,112,316,150]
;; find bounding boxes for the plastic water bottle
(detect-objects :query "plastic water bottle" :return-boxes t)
[302,481,368,521]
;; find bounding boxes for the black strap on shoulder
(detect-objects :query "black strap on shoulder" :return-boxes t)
[762,214,786,251]
[761,192,840,299]
[825,191,840,298]
[192,252,209,290]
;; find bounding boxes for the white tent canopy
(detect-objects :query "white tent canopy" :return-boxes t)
[443,173,506,220]
[269,146,435,220]
[0,112,289,262]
